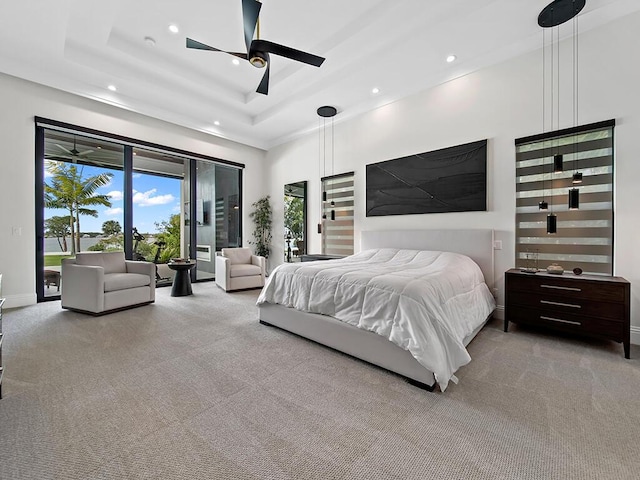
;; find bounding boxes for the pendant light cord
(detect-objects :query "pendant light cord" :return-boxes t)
[573,8,579,172]
[542,27,546,203]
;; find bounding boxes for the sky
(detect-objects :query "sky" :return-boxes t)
[44,164,182,234]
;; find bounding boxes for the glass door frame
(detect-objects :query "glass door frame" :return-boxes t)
[35,118,244,302]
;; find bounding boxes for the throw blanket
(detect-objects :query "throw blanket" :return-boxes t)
[257,248,496,391]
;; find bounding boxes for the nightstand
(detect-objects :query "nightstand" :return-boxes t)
[504,269,630,358]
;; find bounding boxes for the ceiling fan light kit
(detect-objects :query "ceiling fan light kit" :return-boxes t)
[250,52,267,69]
[186,0,325,95]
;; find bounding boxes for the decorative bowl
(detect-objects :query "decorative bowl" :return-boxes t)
[546,264,564,275]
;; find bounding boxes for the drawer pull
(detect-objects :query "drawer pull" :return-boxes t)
[541,284,581,292]
[540,315,581,326]
[540,300,581,309]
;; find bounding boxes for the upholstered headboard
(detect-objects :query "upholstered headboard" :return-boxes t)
[360,229,495,287]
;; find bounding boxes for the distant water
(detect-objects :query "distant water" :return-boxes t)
[44,237,102,253]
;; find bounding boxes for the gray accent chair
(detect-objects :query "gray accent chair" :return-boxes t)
[215,248,266,292]
[61,252,155,314]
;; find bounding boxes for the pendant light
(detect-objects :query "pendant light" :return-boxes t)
[553,154,563,173]
[539,0,586,232]
[539,21,548,212]
[317,106,337,231]
[540,0,586,183]
[539,135,548,210]
[547,213,557,234]
[568,187,579,210]
[570,2,584,217]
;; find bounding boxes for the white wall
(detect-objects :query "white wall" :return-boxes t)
[0,73,266,307]
[265,11,640,341]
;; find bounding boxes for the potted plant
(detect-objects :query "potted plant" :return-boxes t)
[249,196,272,259]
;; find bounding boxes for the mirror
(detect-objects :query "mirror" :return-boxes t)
[284,181,307,262]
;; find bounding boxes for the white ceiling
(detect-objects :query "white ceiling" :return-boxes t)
[1,0,638,150]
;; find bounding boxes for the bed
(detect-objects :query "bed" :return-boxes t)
[257,229,496,391]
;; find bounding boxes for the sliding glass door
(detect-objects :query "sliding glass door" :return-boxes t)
[131,148,187,287]
[35,119,244,302]
[192,160,241,281]
[40,131,124,298]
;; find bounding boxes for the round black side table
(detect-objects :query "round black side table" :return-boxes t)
[167,261,196,297]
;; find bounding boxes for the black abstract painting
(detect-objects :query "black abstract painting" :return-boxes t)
[366,139,487,216]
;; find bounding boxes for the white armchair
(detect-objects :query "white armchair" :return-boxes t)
[61,252,155,314]
[215,248,266,292]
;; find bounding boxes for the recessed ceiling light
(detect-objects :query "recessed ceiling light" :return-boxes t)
[446,55,457,63]
[168,24,179,34]
[214,121,221,126]
[232,58,240,66]
[372,87,380,94]
[144,36,156,47]
[107,85,117,92]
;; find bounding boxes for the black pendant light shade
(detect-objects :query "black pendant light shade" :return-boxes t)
[572,171,583,183]
[547,213,557,234]
[539,200,549,210]
[568,188,580,210]
[330,210,335,221]
[322,191,327,202]
[317,223,322,234]
[553,154,564,173]
[538,0,586,27]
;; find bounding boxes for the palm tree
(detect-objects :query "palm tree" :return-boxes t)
[44,162,113,254]
[44,215,72,252]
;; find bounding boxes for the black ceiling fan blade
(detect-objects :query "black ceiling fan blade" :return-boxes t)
[187,38,247,59]
[253,39,325,67]
[242,0,261,54]
[186,37,223,51]
[256,61,270,95]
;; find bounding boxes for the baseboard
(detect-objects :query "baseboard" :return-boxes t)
[493,305,504,321]
[3,293,37,309]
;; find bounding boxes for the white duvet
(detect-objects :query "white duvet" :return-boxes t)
[257,248,496,391]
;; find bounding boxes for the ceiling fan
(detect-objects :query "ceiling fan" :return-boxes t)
[45,136,94,163]
[186,0,325,95]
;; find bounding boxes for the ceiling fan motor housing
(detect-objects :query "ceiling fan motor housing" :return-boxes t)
[250,50,268,68]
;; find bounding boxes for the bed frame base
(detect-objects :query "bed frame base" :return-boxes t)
[259,319,436,392]
[259,303,438,390]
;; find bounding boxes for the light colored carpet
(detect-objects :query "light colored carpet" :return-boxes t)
[1,282,639,479]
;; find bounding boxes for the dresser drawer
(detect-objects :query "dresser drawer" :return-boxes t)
[507,306,625,340]
[507,291,626,321]
[506,273,626,303]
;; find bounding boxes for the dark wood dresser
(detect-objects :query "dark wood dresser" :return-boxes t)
[504,269,630,358]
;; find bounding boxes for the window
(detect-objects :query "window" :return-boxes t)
[515,120,614,275]
[321,172,354,256]
[35,117,244,301]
